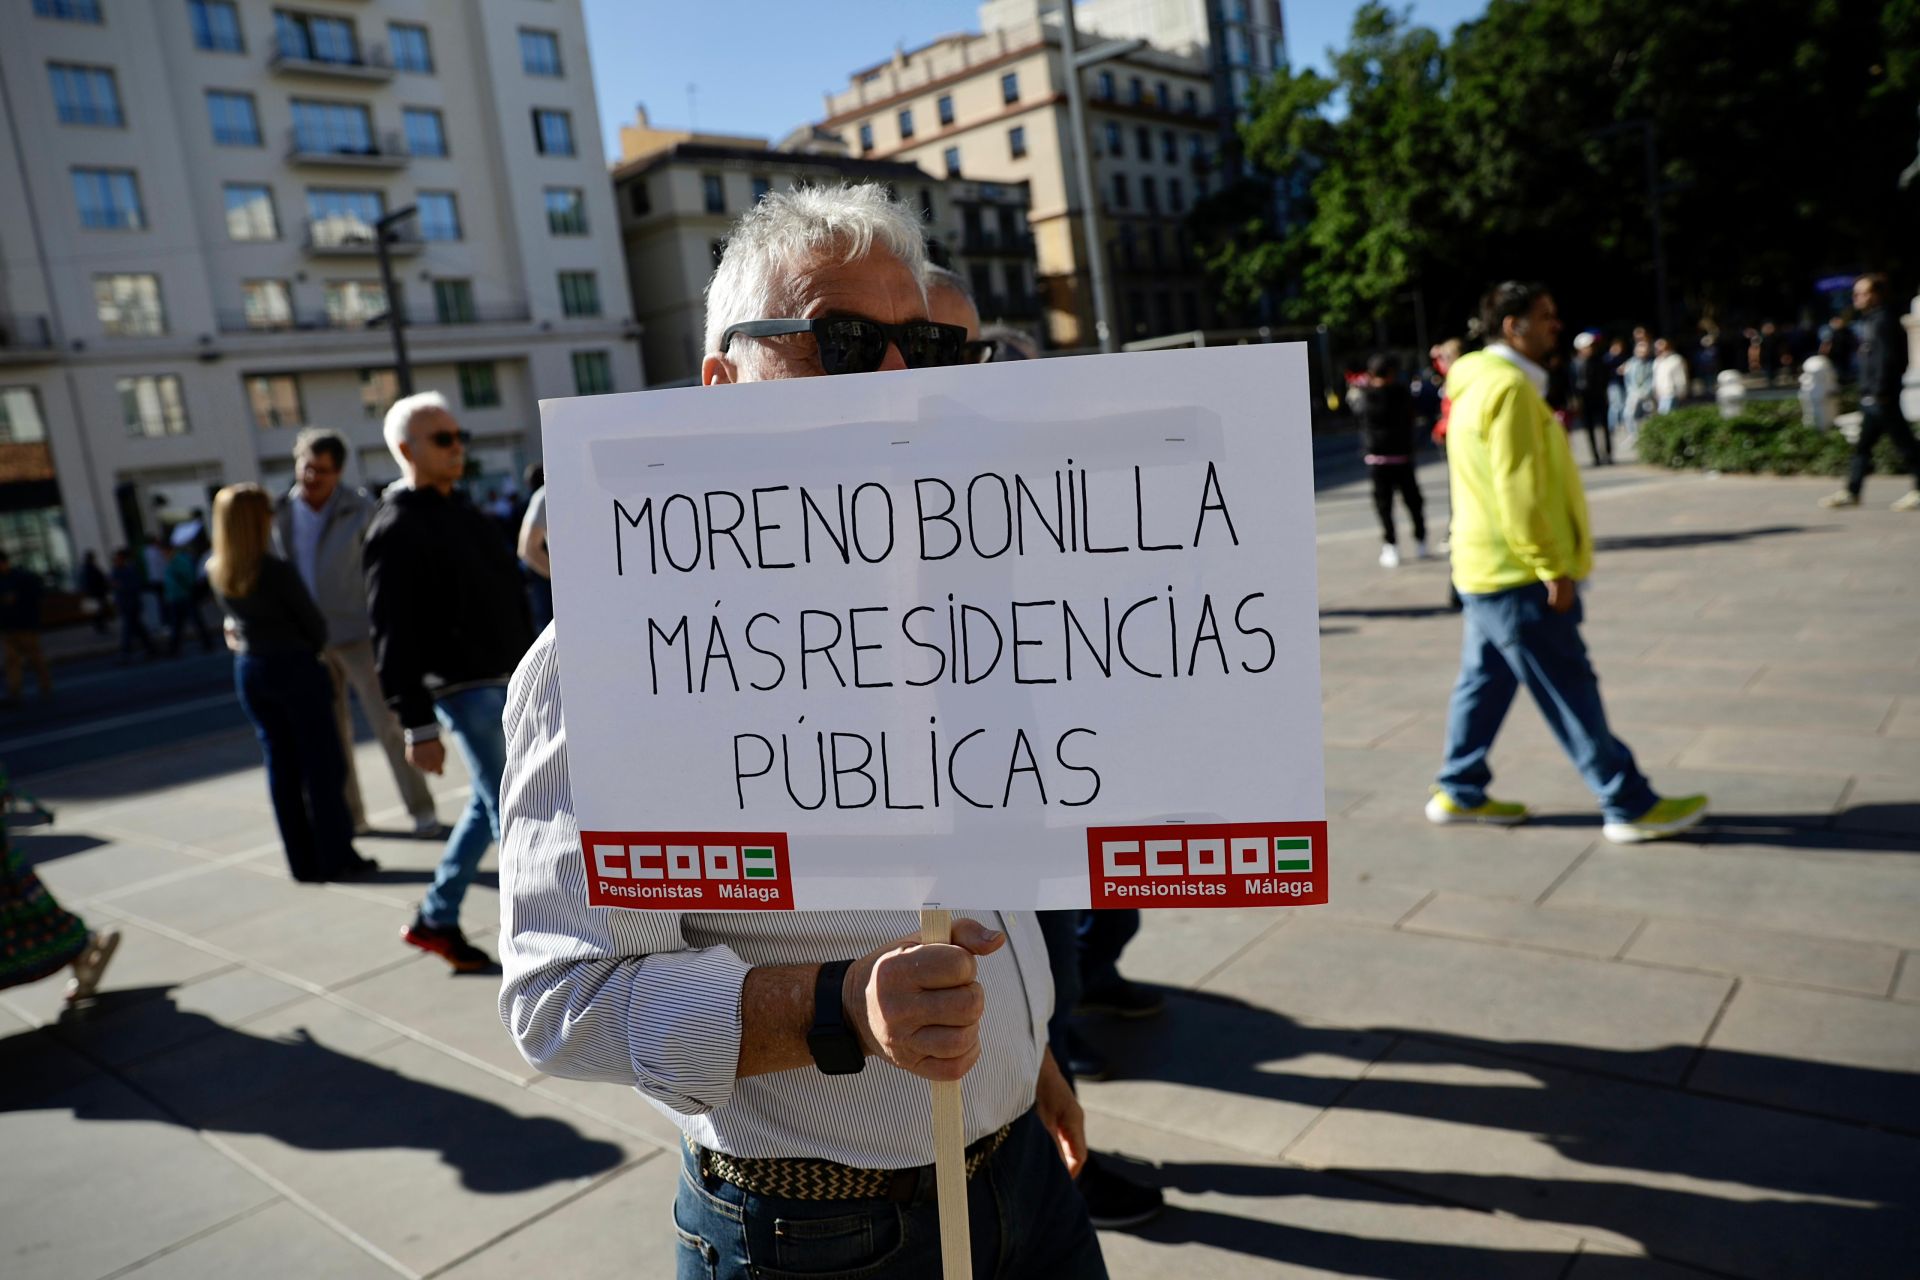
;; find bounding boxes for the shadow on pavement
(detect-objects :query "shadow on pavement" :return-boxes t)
[1,987,624,1195]
[1592,524,1831,552]
[7,829,109,864]
[1320,605,1461,621]
[1085,990,1920,1279]
[1515,808,1919,851]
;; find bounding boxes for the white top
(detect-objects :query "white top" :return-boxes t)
[1487,342,1550,398]
[495,626,1050,1164]
[288,490,335,601]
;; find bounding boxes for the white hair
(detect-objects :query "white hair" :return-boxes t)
[703,182,930,377]
[382,390,452,467]
[922,263,973,305]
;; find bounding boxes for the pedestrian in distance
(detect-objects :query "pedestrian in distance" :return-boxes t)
[1428,281,1709,844]
[1,804,119,1004]
[78,551,111,635]
[1352,353,1430,567]
[365,392,533,972]
[0,551,52,704]
[1573,332,1614,465]
[1604,336,1629,434]
[1652,337,1689,415]
[109,549,157,662]
[498,184,1103,1280]
[271,429,443,839]
[163,541,214,656]
[208,484,373,884]
[1619,338,1657,440]
[1820,274,1920,511]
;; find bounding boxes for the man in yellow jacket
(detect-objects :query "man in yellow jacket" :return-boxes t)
[1429,281,1708,844]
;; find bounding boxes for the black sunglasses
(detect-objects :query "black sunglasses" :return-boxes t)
[720,316,969,375]
[428,428,473,449]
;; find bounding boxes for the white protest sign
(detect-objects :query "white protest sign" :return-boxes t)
[541,344,1327,911]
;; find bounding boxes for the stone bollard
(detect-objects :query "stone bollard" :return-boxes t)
[1799,354,1838,430]
[1715,369,1747,419]
[1902,293,1920,424]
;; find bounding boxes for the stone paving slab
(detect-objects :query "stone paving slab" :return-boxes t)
[1398,894,1642,960]
[436,1153,681,1280]
[1690,981,1920,1128]
[1622,918,1902,996]
[111,1200,399,1280]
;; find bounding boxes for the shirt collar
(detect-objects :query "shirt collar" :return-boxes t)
[1487,342,1549,398]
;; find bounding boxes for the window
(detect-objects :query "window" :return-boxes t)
[1135,125,1151,160]
[943,146,961,177]
[572,350,613,395]
[938,95,955,126]
[246,375,303,429]
[119,375,189,437]
[33,0,102,22]
[519,28,562,77]
[1128,76,1144,105]
[1097,70,1114,100]
[189,0,242,51]
[897,108,914,140]
[1169,177,1185,212]
[73,169,144,230]
[1008,126,1026,159]
[1111,172,1129,208]
[545,187,586,234]
[291,99,373,155]
[1142,175,1158,212]
[751,176,771,204]
[0,388,49,443]
[533,108,574,155]
[703,174,725,214]
[360,368,400,418]
[1162,129,1177,163]
[1117,225,1136,270]
[628,181,650,216]
[1103,121,1122,155]
[1188,133,1207,159]
[49,64,122,127]
[434,279,475,323]
[458,362,500,408]
[858,122,874,153]
[325,281,387,325]
[1183,87,1199,114]
[388,22,432,73]
[305,187,381,244]
[1001,73,1019,104]
[207,91,261,145]
[416,191,461,241]
[241,280,294,329]
[558,271,599,317]
[94,274,167,336]
[1156,80,1170,107]
[403,107,446,157]
[224,183,279,240]
[275,11,358,64]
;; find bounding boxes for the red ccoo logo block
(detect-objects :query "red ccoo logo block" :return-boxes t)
[1086,821,1328,909]
[579,831,794,910]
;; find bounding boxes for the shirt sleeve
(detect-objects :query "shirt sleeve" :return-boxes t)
[496,631,753,1115]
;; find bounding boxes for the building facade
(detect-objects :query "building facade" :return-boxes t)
[615,141,1040,386]
[816,13,1218,350]
[0,0,640,582]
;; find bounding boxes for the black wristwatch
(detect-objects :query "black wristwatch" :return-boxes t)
[807,959,865,1075]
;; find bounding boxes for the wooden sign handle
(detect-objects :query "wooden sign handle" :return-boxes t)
[920,907,972,1280]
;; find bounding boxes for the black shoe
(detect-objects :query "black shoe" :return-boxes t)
[401,914,493,972]
[1076,978,1165,1020]
[331,854,381,881]
[1078,1154,1164,1230]
[1064,1028,1111,1082]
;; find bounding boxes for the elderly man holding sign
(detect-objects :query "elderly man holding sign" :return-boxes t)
[499,186,1101,1278]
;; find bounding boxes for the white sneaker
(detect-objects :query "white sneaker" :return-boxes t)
[1892,490,1920,512]
[1414,538,1434,560]
[65,929,121,1004]
[1378,543,1401,568]
[1817,490,1860,508]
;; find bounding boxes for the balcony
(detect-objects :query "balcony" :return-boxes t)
[0,314,56,363]
[286,127,410,169]
[217,302,532,334]
[269,41,393,82]
[961,229,1035,255]
[303,218,423,256]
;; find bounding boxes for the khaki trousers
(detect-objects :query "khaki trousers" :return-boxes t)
[323,639,436,829]
[3,630,51,699]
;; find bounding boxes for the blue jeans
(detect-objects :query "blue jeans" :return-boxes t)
[1437,583,1658,824]
[673,1110,1108,1280]
[234,652,355,881]
[420,683,508,928]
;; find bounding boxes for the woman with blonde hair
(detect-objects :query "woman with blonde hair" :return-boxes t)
[209,484,372,882]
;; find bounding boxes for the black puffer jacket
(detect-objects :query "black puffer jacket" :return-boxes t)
[1352,382,1417,458]
[1855,305,1908,409]
[363,484,533,731]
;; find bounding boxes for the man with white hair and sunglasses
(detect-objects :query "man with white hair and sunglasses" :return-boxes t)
[364,391,534,972]
[498,185,1107,1278]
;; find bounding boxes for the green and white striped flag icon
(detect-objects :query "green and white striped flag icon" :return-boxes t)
[1273,837,1314,873]
[743,847,778,879]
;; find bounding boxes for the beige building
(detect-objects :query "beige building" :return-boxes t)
[817,11,1218,349]
[0,0,640,581]
[615,137,1040,386]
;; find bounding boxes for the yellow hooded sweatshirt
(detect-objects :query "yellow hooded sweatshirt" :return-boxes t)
[1442,349,1592,594]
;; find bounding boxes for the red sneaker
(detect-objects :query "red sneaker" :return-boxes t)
[401,915,493,972]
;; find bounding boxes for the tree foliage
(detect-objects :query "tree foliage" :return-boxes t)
[1196,0,1920,342]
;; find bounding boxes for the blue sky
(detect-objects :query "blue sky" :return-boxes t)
[581,1,1490,158]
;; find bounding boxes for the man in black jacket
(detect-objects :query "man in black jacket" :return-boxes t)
[1821,274,1920,510]
[1351,353,1429,567]
[366,391,534,969]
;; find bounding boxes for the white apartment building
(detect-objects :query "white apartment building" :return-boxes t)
[0,0,640,581]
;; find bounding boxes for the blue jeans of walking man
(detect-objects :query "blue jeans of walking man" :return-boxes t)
[1437,582,1657,824]
[420,683,509,928]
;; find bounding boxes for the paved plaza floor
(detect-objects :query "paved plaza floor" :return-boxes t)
[4,459,1917,1279]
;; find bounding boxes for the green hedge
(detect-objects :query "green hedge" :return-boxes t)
[1636,402,1904,476]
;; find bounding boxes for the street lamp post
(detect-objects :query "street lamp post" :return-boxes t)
[1054,2,1143,354]
[375,205,417,395]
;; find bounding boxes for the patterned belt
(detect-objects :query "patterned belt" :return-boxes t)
[690,1121,1015,1202]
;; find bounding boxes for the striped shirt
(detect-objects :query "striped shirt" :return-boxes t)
[496,626,1052,1166]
